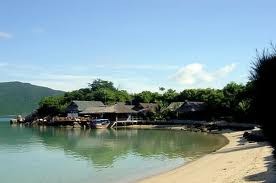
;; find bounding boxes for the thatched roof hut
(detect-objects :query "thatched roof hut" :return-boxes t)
[166,102,185,112]
[165,101,208,120]
[67,100,105,113]
[133,103,159,113]
[176,101,207,113]
[116,102,135,110]
[79,103,137,121]
[80,103,137,115]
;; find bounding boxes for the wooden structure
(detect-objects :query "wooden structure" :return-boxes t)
[66,100,105,117]
[80,103,137,121]
[167,101,208,120]
[166,102,185,112]
[133,103,159,113]
[66,101,137,122]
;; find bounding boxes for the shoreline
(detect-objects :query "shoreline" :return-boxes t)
[138,130,276,183]
[4,121,275,182]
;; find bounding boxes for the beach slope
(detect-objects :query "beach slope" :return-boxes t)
[139,131,275,183]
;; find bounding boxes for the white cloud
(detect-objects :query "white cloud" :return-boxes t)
[27,74,99,91]
[28,75,154,92]
[171,63,237,87]
[0,32,13,39]
[0,60,238,92]
[215,63,236,78]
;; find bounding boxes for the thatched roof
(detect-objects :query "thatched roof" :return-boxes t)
[71,100,105,111]
[134,103,159,113]
[176,101,207,113]
[116,102,135,110]
[166,102,185,112]
[139,103,158,109]
[107,103,137,114]
[80,103,137,114]
[125,105,135,110]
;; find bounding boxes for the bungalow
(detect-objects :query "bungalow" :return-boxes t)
[133,103,159,113]
[80,103,137,121]
[166,102,185,112]
[66,100,105,117]
[167,101,208,120]
[67,101,137,121]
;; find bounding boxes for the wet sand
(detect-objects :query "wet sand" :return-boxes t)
[139,131,276,183]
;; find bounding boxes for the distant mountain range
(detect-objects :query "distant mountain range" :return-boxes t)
[0,81,64,115]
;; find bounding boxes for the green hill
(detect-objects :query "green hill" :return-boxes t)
[0,81,64,115]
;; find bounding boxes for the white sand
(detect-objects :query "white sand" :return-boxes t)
[139,131,276,183]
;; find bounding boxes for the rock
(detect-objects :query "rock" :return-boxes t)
[73,122,81,128]
[10,119,17,124]
[16,115,24,123]
[243,131,250,138]
[200,127,209,132]
[66,125,73,129]
[243,131,267,142]
[31,120,38,126]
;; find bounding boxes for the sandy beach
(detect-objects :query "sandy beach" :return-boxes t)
[139,131,276,183]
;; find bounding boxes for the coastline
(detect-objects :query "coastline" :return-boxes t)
[138,130,276,183]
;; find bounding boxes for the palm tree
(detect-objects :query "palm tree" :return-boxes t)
[159,87,165,92]
[250,45,276,148]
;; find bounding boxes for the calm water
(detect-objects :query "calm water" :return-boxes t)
[0,119,227,183]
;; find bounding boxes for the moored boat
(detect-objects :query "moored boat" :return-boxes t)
[90,119,111,129]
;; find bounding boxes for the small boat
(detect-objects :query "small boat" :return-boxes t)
[90,119,111,129]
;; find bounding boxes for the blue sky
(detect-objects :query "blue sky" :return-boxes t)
[0,0,275,92]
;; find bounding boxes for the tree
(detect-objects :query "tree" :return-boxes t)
[93,88,116,104]
[35,78,254,125]
[222,82,246,116]
[37,96,66,116]
[89,79,116,91]
[250,46,276,148]
[159,87,165,92]
[162,89,179,104]
[116,90,131,102]
[133,91,159,103]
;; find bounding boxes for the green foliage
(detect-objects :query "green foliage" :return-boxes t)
[133,91,161,104]
[89,79,116,91]
[159,87,166,92]
[93,88,117,104]
[222,82,245,109]
[33,78,257,123]
[38,79,133,115]
[162,89,178,104]
[116,90,131,102]
[250,45,276,146]
[37,96,67,116]
[0,81,64,115]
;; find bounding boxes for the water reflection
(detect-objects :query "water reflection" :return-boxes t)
[0,122,227,168]
[30,126,226,168]
[0,122,227,183]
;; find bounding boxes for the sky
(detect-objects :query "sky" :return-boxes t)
[0,0,275,93]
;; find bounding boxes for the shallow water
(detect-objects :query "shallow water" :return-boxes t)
[0,120,227,183]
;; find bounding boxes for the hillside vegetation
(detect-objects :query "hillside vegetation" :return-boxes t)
[0,81,64,115]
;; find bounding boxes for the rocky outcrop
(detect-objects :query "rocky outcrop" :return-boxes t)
[73,122,82,128]
[243,130,268,142]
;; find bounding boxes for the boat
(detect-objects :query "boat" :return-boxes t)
[90,119,111,129]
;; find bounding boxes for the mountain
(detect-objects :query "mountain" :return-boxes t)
[0,81,64,115]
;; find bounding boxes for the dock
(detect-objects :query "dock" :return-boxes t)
[111,120,139,128]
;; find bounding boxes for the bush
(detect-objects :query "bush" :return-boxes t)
[250,45,276,147]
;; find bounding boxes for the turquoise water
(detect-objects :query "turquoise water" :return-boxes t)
[0,120,227,183]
